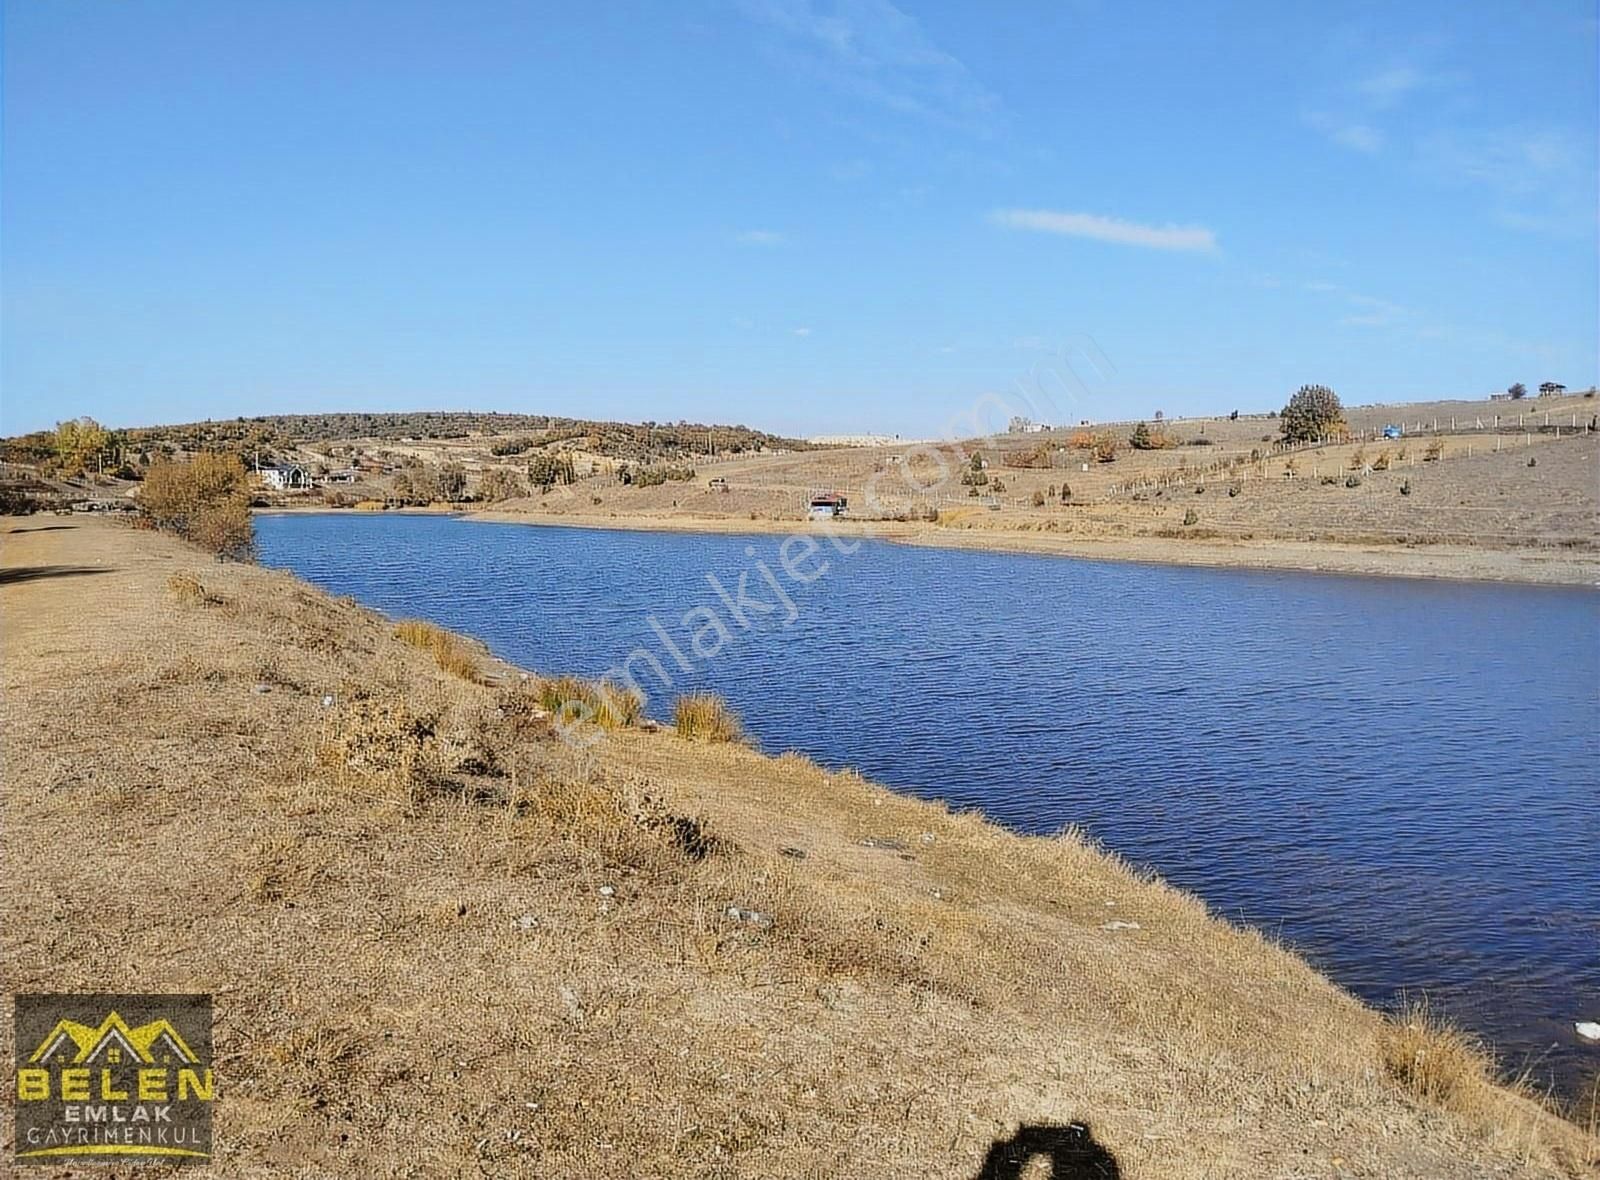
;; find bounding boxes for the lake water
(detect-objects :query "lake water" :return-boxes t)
[257,512,1600,1099]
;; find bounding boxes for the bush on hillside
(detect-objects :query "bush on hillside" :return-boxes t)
[1129,422,1173,450]
[478,468,526,502]
[140,452,255,559]
[1279,384,1345,443]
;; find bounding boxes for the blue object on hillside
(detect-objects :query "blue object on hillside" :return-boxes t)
[1383,425,1404,439]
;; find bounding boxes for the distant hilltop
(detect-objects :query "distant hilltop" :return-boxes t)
[807,433,929,447]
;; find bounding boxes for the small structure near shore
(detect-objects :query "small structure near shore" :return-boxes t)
[807,491,847,519]
[258,464,310,491]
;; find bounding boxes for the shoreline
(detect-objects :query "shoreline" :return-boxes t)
[5,516,1593,1175]
[257,505,1600,588]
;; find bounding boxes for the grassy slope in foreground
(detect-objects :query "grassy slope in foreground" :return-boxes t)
[1,518,1593,1179]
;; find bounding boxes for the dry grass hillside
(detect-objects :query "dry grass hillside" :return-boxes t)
[452,392,1599,583]
[491,394,1598,538]
[2,517,1596,1178]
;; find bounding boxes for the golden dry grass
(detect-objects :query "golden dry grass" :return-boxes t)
[1381,998,1496,1113]
[167,569,224,606]
[2,517,1594,1179]
[536,674,643,730]
[395,617,481,681]
[673,692,743,743]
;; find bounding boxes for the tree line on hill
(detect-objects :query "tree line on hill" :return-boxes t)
[3,411,808,462]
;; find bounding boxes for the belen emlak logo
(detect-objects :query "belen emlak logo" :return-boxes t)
[12,993,215,1165]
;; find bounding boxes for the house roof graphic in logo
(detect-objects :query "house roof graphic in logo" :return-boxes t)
[29,1011,200,1066]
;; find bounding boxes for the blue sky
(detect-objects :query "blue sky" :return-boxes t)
[3,1,1596,438]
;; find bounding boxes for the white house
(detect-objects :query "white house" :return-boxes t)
[259,464,310,490]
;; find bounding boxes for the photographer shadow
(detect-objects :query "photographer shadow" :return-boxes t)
[973,1122,1121,1179]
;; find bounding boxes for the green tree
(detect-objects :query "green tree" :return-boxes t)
[1279,384,1345,443]
[1508,382,1527,400]
[1129,421,1154,450]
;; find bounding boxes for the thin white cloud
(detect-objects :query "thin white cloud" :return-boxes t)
[1357,66,1425,108]
[739,0,1000,133]
[1420,126,1592,234]
[791,326,813,337]
[1306,61,1433,152]
[735,229,786,246]
[1423,127,1583,192]
[1332,123,1383,153]
[1304,283,1411,329]
[990,208,1218,253]
[1306,112,1383,153]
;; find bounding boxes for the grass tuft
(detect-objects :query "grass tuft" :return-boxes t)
[674,693,743,743]
[394,619,480,682]
[1380,998,1494,1113]
[536,675,642,731]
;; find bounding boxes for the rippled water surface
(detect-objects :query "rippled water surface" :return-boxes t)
[258,513,1600,1097]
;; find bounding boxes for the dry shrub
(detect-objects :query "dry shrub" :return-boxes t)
[509,762,716,878]
[316,691,444,804]
[674,693,742,743]
[140,452,255,559]
[394,618,480,682]
[1380,999,1494,1113]
[166,571,222,606]
[188,499,254,558]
